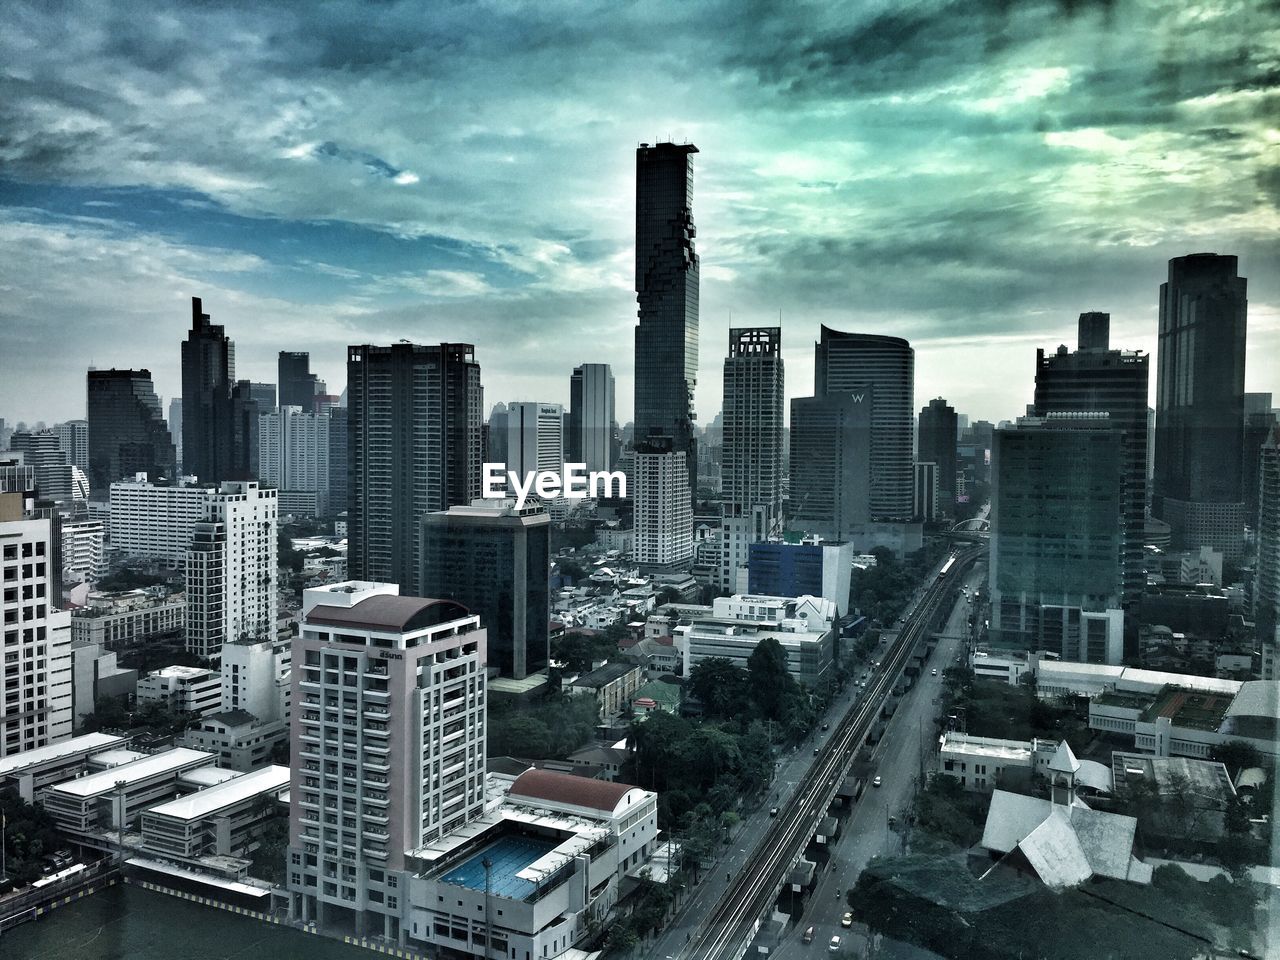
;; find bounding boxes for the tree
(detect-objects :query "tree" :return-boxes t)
[1213,740,1262,775]
[687,658,750,718]
[747,636,794,723]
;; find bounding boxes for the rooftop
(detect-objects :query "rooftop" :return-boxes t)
[1140,686,1233,732]
[0,732,128,778]
[939,733,1032,762]
[508,768,639,814]
[146,765,290,821]
[48,747,214,798]
[438,832,560,900]
[306,594,472,634]
[568,661,638,689]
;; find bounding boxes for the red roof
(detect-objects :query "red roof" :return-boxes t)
[508,768,638,813]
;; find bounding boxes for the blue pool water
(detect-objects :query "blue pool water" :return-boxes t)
[440,834,559,900]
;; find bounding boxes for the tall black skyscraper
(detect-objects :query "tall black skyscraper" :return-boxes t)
[918,397,958,517]
[634,141,699,501]
[327,406,348,519]
[347,342,483,591]
[279,351,323,411]
[815,328,915,522]
[1035,313,1149,638]
[86,369,176,493]
[1153,253,1248,560]
[181,297,236,484]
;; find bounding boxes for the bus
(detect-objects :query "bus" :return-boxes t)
[30,863,86,890]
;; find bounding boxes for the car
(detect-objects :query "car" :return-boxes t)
[821,722,830,731]
[931,668,938,676]
[872,775,882,788]
[829,935,842,952]
[802,926,815,944]
[813,746,820,755]
[841,912,853,928]
[770,806,779,817]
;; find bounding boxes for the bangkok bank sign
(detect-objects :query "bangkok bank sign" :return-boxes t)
[482,463,626,510]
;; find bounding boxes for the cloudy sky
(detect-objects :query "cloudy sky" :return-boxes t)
[2,0,1277,428]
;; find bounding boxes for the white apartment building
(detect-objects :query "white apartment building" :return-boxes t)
[632,444,693,573]
[220,635,291,722]
[0,506,74,757]
[108,475,213,563]
[259,405,331,517]
[718,503,771,594]
[682,594,837,689]
[185,481,278,659]
[136,664,222,716]
[287,581,488,941]
[61,518,107,583]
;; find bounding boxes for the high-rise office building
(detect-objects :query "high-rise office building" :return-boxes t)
[913,461,939,521]
[814,327,915,522]
[990,414,1125,664]
[788,392,872,542]
[185,481,279,659]
[722,327,784,519]
[57,419,89,475]
[259,405,330,517]
[420,499,550,680]
[568,363,616,473]
[632,437,693,573]
[1244,393,1277,526]
[634,141,699,501]
[1034,315,1149,633]
[347,343,483,591]
[7,431,75,502]
[279,351,324,411]
[0,491,73,757]
[181,297,236,485]
[1153,253,1248,561]
[229,379,262,481]
[327,407,348,520]
[248,382,277,411]
[1255,425,1280,662]
[502,402,564,489]
[918,397,958,517]
[287,581,487,939]
[86,369,176,494]
[168,398,183,472]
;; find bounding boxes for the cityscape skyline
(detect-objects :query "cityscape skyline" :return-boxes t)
[2,1,1278,425]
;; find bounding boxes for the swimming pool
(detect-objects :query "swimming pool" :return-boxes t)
[439,834,560,900]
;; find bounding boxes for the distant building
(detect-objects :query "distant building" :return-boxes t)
[568,363,616,473]
[502,401,564,496]
[185,481,279,659]
[748,538,854,617]
[788,391,872,542]
[136,665,221,716]
[632,437,693,574]
[60,518,106,582]
[722,326,785,521]
[181,297,249,485]
[918,397,958,516]
[259,405,330,517]
[990,414,1125,664]
[1256,424,1280,670]
[1153,254,1248,561]
[913,461,939,522]
[564,662,643,721]
[419,499,551,680]
[347,342,483,591]
[57,419,89,475]
[71,588,185,651]
[278,351,324,411]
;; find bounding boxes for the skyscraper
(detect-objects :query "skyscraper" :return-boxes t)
[1153,253,1248,560]
[278,351,324,411]
[420,499,551,680]
[722,327,785,520]
[788,392,872,541]
[1034,314,1149,636]
[990,414,1125,664]
[917,398,958,517]
[326,406,348,519]
[1255,424,1280,665]
[634,141,699,500]
[181,297,236,485]
[185,481,279,659]
[86,369,176,494]
[814,328,915,522]
[1244,393,1277,526]
[248,382,277,411]
[632,437,693,573]
[8,431,76,502]
[568,363,616,473]
[288,582,487,938]
[502,402,564,489]
[347,343,483,591]
[57,419,88,475]
[259,405,330,517]
[168,398,183,472]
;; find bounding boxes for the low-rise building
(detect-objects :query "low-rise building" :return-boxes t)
[71,588,185,651]
[140,763,290,861]
[180,709,290,772]
[70,638,138,729]
[405,768,659,960]
[1110,752,1236,840]
[683,594,837,689]
[938,733,1112,795]
[0,731,130,802]
[564,662,644,722]
[136,665,221,716]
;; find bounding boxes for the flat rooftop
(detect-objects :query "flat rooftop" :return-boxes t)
[179,766,244,789]
[147,765,290,821]
[940,734,1032,762]
[1141,686,1232,732]
[87,748,150,770]
[439,833,559,900]
[48,748,213,798]
[0,732,127,777]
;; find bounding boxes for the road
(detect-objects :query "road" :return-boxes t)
[665,547,985,960]
[769,559,986,960]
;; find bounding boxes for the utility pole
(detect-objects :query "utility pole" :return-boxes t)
[115,779,127,864]
[483,857,494,960]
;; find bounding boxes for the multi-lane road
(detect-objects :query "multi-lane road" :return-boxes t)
[672,546,986,960]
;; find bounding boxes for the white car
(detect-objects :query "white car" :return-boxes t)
[872,775,882,788]
[829,935,842,952]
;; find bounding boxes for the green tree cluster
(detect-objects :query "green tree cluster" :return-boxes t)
[487,694,600,760]
[850,543,948,625]
[0,788,64,886]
